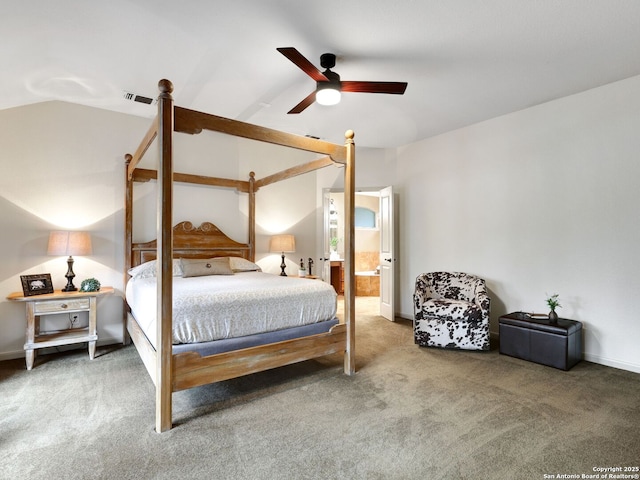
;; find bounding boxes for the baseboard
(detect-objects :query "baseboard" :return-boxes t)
[491,330,640,374]
[583,352,640,374]
[408,322,640,375]
[0,336,123,363]
[0,349,25,362]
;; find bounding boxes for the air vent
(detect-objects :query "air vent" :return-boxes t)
[122,91,157,106]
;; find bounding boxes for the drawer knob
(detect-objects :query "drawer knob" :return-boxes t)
[61,303,68,309]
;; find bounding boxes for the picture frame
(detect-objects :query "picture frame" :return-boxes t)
[20,274,54,297]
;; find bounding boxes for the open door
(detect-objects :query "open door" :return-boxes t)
[379,186,395,321]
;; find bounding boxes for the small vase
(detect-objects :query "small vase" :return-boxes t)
[548,310,558,322]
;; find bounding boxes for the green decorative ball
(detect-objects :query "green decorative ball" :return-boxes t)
[80,278,101,292]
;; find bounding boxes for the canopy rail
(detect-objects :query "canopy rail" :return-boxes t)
[132,168,251,193]
[129,156,337,193]
[127,116,158,180]
[254,156,336,189]
[126,96,348,182]
[174,106,347,163]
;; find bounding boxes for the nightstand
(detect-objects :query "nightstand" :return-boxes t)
[7,287,114,370]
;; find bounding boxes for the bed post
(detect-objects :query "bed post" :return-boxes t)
[343,130,356,375]
[248,171,256,262]
[156,79,174,433]
[123,153,133,345]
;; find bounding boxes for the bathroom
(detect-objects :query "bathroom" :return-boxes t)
[328,191,381,297]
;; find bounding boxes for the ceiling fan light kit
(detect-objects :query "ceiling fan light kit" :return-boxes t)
[277,47,407,114]
[316,85,341,106]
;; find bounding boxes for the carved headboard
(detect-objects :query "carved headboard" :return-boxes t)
[131,221,252,267]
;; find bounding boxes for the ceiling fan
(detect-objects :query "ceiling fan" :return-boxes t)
[277,47,408,114]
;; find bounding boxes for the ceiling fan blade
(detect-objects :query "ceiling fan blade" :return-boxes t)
[277,47,329,82]
[341,81,408,95]
[287,91,317,114]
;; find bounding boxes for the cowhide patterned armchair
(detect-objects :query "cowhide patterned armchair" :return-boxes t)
[413,272,490,351]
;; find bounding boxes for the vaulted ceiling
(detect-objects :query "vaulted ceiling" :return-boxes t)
[4,1,640,148]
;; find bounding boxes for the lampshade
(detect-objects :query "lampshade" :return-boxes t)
[315,86,341,106]
[48,231,93,256]
[269,234,295,253]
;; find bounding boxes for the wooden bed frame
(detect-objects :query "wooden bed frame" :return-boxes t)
[124,79,356,432]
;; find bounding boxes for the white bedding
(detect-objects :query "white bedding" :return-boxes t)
[126,271,337,346]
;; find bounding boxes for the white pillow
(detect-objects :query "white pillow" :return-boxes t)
[228,256,262,272]
[127,259,183,279]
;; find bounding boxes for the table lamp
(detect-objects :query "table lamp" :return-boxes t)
[48,231,93,292]
[269,234,295,276]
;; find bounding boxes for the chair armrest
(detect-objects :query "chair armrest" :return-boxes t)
[413,274,430,313]
[474,281,491,321]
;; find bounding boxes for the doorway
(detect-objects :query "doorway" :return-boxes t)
[323,187,395,321]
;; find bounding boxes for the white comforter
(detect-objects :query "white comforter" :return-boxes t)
[126,272,337,346]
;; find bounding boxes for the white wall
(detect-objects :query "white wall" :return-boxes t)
[0,101,146,359]
[394,75,640,372]
[237,137,321,274]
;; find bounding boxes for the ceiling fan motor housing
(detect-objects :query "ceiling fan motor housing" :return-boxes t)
[319,69,341,88]
[320,53,336,69]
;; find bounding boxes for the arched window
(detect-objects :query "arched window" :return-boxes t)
[354,207,376,229]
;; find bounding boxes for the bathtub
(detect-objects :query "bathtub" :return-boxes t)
[355,271,380,296]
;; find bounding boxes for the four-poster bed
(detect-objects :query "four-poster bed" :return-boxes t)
[124,79,356,432]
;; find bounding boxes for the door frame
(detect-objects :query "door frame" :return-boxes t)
[322,186,396,320]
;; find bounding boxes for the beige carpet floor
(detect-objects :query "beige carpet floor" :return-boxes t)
[1,297,639,480]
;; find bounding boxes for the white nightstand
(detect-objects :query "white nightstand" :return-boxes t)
[7,287,114,370]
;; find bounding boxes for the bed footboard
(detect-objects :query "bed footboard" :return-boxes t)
[172,323,347,391]
[127,315,346,393]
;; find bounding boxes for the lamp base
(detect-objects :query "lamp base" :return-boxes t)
[62,255,77,292]
[280,253,287,276]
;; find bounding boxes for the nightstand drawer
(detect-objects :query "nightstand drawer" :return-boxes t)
[34,298,90,314]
